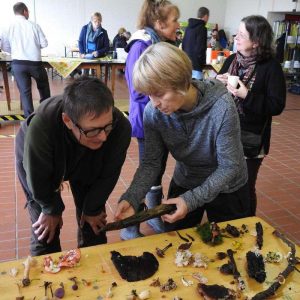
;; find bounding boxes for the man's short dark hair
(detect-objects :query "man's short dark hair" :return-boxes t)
[13,2,28,15]
[62,77,114,123]
[197,7,209,18]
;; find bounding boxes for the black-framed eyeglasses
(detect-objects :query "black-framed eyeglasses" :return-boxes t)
[74,122,115,138]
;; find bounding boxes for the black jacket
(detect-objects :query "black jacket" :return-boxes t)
[17,96,131,216]
[219,54,286,154]
[182,18,207,71]
[112,34,127,50]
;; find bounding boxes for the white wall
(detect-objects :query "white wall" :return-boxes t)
[223,0,300,36]
[1,0,299,56]
[1,0,226,56]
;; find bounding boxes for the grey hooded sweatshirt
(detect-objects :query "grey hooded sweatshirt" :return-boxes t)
[120,79,248,213]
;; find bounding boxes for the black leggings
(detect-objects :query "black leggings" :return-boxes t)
[164,179,251,232]
[246,157,264,216]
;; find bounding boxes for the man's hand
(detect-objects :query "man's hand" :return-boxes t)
[114,200,135,221]
[161,197,188,223]
[32,212,63,243]
[227,79,248,99]
[80,211,107,235]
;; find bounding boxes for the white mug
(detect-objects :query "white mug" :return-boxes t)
[227,75,239,88]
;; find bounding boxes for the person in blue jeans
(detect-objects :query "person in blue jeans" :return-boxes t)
[122,0,180,240]
[115,42,251,232]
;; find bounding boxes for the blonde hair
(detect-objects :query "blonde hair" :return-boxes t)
[91,12,102,22]
[137,0,179,29]
[118,27,126,35]
[133,42,192,95]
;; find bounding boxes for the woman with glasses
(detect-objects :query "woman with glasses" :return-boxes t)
[122,0,180,240]
[216,15,286,215]
[15,77,131,256]
[115,42,251,232]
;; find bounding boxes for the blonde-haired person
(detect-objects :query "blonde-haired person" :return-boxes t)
[78,12,109,59]
[115,42,251,231]
[112,27,127,50]
[121,0,180,240]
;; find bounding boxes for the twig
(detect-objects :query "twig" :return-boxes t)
[251,230,300,300]
[100,204,176,232]
[186,233,195,241]
[176,230,189,242]
[227,249,245,291]
[256,222,263,250]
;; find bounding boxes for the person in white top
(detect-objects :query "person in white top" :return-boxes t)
[2,2,50,117]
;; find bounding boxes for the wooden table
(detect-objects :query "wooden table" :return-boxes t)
[0,216,299,299]
[109,59,126,96]
[0,58,125,112]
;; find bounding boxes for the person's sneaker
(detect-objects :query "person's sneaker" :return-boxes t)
[146,186,165,234]
[120,225,144,240]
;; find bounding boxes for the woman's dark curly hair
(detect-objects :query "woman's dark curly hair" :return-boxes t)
[242,15,274,61]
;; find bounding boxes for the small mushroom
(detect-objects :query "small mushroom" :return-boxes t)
[22,256,37,286]
[156,243,172,258]
[54,282,65,299]
[69,277,79,290]
[138,289,151,299]
[106,281,118,298]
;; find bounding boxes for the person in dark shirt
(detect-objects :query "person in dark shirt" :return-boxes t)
[78,12,109,58]
[216,15,286,215]
[15,77,131,255]
[182,7,209,80]
[112,27,127,50]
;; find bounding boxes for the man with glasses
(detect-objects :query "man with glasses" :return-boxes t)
[15,77,131,255]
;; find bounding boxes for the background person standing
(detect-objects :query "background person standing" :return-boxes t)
[2,2,50,117]
[78,12,110,59]
[122,0,180,240]
[182,7,209,80]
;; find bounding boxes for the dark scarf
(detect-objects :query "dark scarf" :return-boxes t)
[228,51,257,114]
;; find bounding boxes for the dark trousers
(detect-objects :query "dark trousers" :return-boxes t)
[164,179,251,232]
[12,62,50,117]
[246,157,264,216]
[15,124,106,256]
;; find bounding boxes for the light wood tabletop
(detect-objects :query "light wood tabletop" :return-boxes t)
[0,216,299,299]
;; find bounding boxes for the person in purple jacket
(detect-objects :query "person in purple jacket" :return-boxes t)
[122,0,180,240]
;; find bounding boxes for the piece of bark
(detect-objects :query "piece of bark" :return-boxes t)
[227,249,246,291]
[197,283,236,299]
[251,230,300,300]
[256,222,263,250]
[100,204,176,232]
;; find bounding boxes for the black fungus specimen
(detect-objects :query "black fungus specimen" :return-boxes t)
[256,222,263,250]
[110,251,159,282]
[197,283,236,299]
[220,262,234,275]
[225,224,240,237]
[246,251,266,283]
